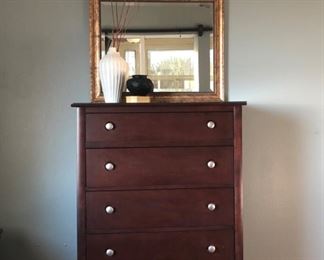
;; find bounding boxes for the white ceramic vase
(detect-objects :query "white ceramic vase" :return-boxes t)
[99,47,129,103]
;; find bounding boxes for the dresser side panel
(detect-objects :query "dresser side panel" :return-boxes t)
[234,105,243,260]
[77,107,86,260]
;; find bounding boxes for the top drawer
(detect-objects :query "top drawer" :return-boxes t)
[85,112,233,147]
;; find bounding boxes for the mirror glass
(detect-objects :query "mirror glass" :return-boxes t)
[101,1,214,93]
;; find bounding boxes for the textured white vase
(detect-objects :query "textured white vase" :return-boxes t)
[99,47,129,103]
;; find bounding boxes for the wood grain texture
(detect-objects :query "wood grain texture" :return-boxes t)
[86,188,234,232]
[233,105,243,260]
[72,102,246,260]
[86,112,234,148]
[84,103,235,113]
[86,147,234,188]
[87,229,234,260]
[77,108,86,260]
[71,101,247,108]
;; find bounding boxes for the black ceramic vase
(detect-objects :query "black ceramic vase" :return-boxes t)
[126,75,154,96]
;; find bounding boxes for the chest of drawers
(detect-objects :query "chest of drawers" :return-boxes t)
[72,102,246,260]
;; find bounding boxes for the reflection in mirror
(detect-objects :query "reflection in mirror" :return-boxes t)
[101,2,214,93]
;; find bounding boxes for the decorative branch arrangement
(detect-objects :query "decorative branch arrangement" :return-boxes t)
[110,1,135,52]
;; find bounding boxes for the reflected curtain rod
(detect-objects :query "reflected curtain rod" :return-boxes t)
[101,24,212,37]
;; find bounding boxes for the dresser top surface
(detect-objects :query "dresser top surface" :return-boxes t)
[71,101,247,108]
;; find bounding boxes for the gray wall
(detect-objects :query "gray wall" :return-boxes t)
[0,1,323,260]
[0,1,89,260]
[228,1,324,260]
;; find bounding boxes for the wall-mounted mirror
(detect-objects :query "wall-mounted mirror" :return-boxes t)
[89,0,224,102]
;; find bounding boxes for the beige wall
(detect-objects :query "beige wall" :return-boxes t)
[0,0,323,260]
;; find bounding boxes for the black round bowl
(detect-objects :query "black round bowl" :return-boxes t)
[126,75,154,96]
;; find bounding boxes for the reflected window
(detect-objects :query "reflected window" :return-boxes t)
[125,50,136,76]
[118,35,198,92]
[147,50,195,92]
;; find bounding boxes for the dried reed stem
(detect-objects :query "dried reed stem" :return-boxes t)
[108,0,134,52]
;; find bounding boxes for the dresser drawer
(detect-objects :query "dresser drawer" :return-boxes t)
[87,229,234,260]
[86,146,233,188]
[85,112,233,147]
[86,188,233,232]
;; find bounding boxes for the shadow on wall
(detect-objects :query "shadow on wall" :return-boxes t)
[0,229,43,260]
[243,105,316,260]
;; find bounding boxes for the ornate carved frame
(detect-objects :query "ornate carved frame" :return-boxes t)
[89,0,224,102]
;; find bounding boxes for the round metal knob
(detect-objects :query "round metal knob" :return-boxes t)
[207,160,216,169]
[208,203,217,211]
[105,249,115,256]
[105,162,115,171]
[207,121,216,129]
[105,122,115,131]
[105,206,115,214]
[208,245,216,253]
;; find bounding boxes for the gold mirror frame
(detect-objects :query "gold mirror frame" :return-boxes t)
[89,0,224,102]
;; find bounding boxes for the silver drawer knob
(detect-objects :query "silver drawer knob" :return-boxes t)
[105,162,115,171]
[207,121,216,129]
[105,249,115,256]
[105,206,115,214]
[208,203,217,211]
[207,160,216,169]
[208,245,216,253]
[105,122,115,131]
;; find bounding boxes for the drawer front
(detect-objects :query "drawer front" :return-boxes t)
[87,229,234,260]
[86,147,233,188]
[86,189,234,231]
[85,112,233,147]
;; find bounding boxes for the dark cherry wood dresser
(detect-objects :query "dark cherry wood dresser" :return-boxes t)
[71,102,246,260]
